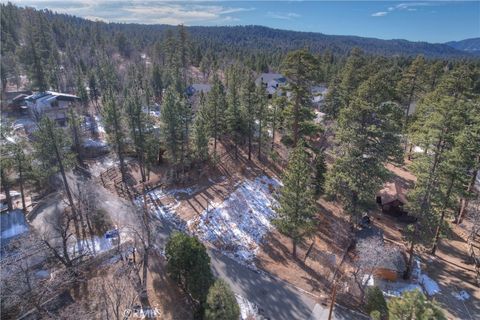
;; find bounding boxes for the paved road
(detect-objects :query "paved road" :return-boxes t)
[155,220,367,320]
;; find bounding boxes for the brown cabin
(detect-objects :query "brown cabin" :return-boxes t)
[376,181,407,215]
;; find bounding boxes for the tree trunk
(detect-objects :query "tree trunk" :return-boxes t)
[431,177,455,255]
[51,126,82,253]
[1,169,13,211]
[18,161,26,212]
[248,122,252,161]
[292,238,297,258]
[258,117,262,159]
[271,105,276,152]
[213,102,218,158]
[403,77,417,151]
[404,237,416,279]
[456,158,479,224]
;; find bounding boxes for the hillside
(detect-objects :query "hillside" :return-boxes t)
[185,25,471,58]
[445,38,480,54]
[0,4,473,62]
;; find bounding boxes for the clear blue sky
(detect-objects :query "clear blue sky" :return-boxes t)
[8,1,480,43]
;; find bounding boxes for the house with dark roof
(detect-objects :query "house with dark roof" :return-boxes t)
[377,181,408,214]
[255,73,287,98]
[25,91,80,125]
[186,83,212,96]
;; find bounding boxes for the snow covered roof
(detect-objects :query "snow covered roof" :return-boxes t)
[379,247,406,272]
[25,91,79,102]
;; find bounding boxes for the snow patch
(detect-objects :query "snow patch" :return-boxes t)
[236,294,263,320]
[419,274,440,296]
[189,176,281,264]
[452,290,470,301]
[1,224,29,239]
[94,115,106,134]
[82,138,107,148]
[143,188,184,230]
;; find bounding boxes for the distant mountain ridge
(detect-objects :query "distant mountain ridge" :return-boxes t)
[445,38,480,54]
[1,3,477,60]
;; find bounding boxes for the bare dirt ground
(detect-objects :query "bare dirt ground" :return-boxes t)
[255,198,352,302]
[65,252,193,320]
[147,251,194,320]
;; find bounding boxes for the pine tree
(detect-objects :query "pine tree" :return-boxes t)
[165,232,214,303]
[406,66,475,272]
[364,286,388,317]
[161,86,182,168]
[325,71,403,223]
[241,75,257,160]
[274,140,317,258]
[255,83,267,159]
[226,68,244,159]
[338,48,367,108]
[396,55,426,149]
[192,95,210,162]
[204,279,240,320]
[76,73,89,109]
[314,151,327,196]
[387,290,446,320]
[323,76,342,120]
[205,74,227,158]
[269,95,287,152]
[151,63,163,101]
[88,72,99,108]
[281,49,320,146]
[102,89,128,183]
[125,88,148,182]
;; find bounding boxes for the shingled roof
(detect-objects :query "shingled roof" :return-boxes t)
[378,181,407,205]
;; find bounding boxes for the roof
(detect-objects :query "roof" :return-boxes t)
[187,84,212,95]
[356,225,384,241]
[378,181,407,205]
[25,91,79,102]
[378,247,406,272]
[256,73,286,86]
[12,94,29,102]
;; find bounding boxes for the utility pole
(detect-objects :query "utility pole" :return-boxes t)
[327,281,338,320]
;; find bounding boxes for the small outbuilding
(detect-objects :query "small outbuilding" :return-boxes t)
[376,181,407,215]
[374,247,407,281]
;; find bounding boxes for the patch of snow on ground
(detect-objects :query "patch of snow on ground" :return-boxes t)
[70,229,132,256]
[419,273,440,296]
[82,138,107,148]
[94,115,106,133]
[236,294,263,320]
[452,290,470,301]
[143,188,184,229]
[190,175,281,264]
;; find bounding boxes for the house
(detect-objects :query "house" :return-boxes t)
[311,85,328,107]
[376,181,407,215]
[25,91,80,125]
[1,90,32,111]
[377,181,417,223]
[255,73,287,98]
[186,84,212,96]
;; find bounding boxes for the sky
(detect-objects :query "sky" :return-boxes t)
[6,1,480,43]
